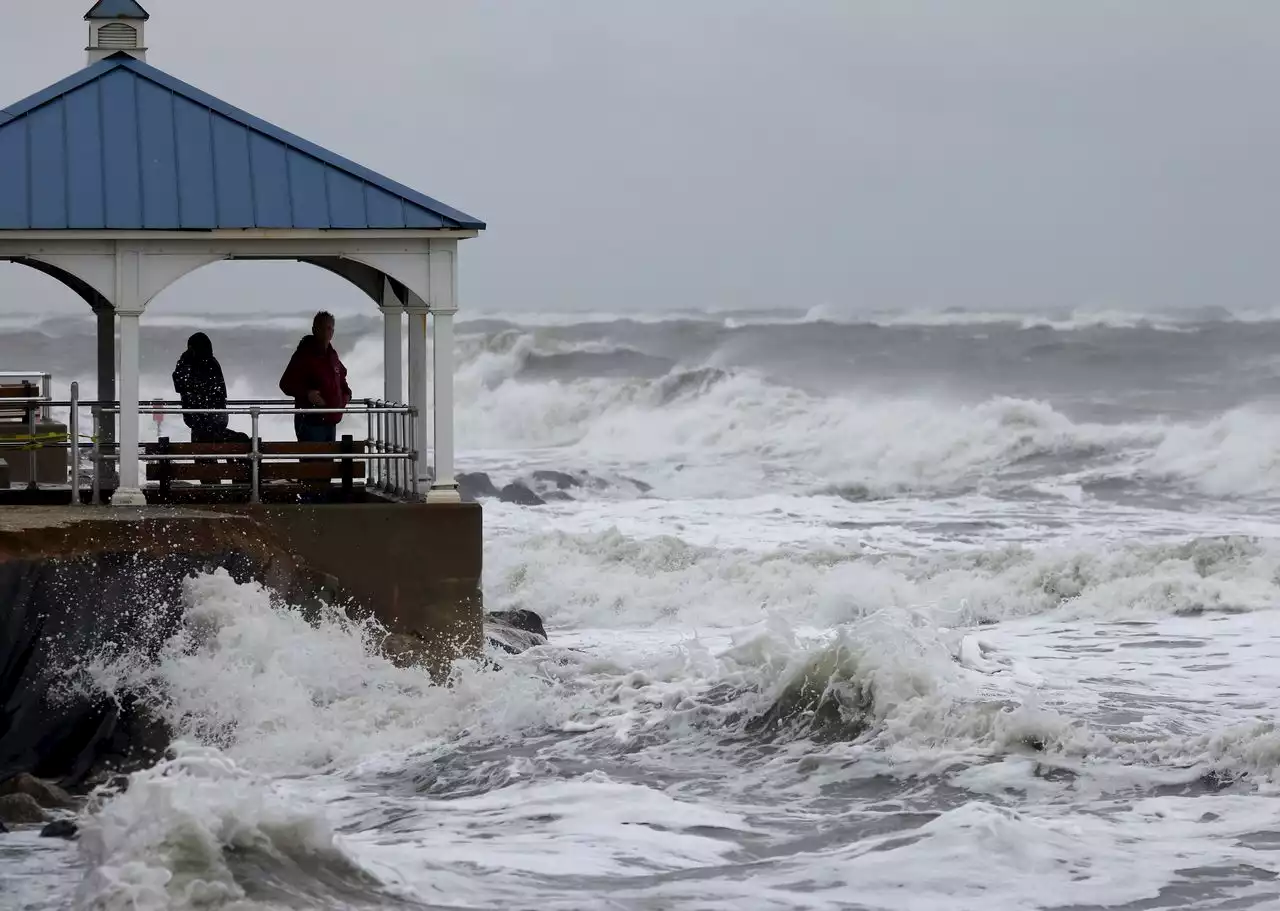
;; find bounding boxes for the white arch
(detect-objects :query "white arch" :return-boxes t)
[0,236,460,504]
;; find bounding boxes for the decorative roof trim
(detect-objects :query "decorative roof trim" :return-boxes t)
[84,0,151,21]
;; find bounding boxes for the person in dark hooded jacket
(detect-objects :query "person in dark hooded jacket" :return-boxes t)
[172,333,249,444]
[278,311,352,442]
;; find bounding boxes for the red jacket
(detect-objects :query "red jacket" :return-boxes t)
[279,336,352,424]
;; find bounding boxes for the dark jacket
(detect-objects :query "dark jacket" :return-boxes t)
[172,350,229,434]
[279,336,351,425]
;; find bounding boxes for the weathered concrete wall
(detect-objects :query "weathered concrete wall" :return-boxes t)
[226,502,484,660]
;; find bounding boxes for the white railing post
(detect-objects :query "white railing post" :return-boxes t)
[250,407,261,504]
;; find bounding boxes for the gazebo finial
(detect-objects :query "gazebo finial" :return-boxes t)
[85,0,150,66]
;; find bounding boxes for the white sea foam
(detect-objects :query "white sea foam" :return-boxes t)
[49,514,1280,910]
[16,306,1280,910]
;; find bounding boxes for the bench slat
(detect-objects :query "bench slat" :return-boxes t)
[143,440,368,455]
[143,442,249,455]
[146,462,366,482]
[261,441,367,454]
[263,462,366,481]
[147,463,248,482]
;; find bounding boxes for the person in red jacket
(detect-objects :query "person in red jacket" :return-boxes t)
[279,311,352,442]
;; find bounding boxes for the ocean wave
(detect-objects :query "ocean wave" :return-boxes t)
[76,745,393,910]
[59,552,1280,908]
[452,347,1156,497]
[446,325,1280,500]
[484,528,1280,631]
[462,303,1280,332]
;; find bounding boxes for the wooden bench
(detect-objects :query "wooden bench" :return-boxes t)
[0,382,40,423]
[143,435,366,502]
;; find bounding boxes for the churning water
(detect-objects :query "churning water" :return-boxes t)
[6,305,1280,910]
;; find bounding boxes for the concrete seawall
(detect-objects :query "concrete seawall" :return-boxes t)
[0,504,483,787]
[224,502,483,658]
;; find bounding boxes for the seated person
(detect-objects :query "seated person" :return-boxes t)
[171,332,250,444]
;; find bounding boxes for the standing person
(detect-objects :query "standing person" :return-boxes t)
[279,311,352,443]
[172,332,249,444]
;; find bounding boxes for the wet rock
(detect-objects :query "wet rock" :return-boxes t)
[488,609,548,640]
[457,472,500,502]
[75,696,174,788]
[621,476,653,493]
[0,774,74,810]
[746,661,873,744]
[532,470,581,490]
[486,609,548,655]
[0,793,50,825]
[39,819,77,839]
[79,771,131,796]
[499,482,544,506]
[0,821,7,834]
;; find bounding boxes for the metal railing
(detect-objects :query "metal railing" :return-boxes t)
[0,386,419,505]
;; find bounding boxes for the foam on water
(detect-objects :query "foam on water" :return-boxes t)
[36,510,1280,909]
[10,308,1280,909]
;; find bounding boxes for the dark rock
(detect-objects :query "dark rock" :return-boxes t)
[79,771,131,796]
[457,472,501,502]
[486,609,549,655]
[621,476,653,493]
[0,793,50,825]
[488,609,548,640]
[82,696,173,785]
[498,483,544,506]
[0,774,74,809]
[39,819,77,839]
[0,820,7,833]
[746,662,873,744]
[532,470,581,490]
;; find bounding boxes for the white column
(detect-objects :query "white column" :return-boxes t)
[424,241,458,502]
[427,308,457,501]
[405,294,430,487]
[380,279,403,403]
[112,308,146,506]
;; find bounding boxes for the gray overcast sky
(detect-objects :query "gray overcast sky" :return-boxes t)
[2,1,1279,317]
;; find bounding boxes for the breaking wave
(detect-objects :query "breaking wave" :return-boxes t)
[426,330,1280,500]
[65,530,1280,906]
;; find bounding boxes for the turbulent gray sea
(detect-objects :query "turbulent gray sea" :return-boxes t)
[6,305,1280,910]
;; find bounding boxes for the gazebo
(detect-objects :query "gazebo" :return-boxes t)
[0,0,483,505]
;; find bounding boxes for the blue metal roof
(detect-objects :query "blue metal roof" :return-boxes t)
[0,54,484,231]
[84,1,150,21]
